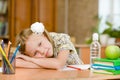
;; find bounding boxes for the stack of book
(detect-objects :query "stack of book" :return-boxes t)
[92,58,120,75]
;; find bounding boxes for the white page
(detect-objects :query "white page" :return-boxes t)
[0,67,2,72]
[59,64,90,71]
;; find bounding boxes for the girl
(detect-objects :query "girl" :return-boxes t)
[16,22,83,69]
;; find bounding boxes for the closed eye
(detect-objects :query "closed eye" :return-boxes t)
[34,52,37,56]
[38,42,41,46]
[34,42,41,56]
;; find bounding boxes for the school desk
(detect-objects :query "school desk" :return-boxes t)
[0,68,120,80]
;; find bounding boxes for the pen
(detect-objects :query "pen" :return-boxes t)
[67,65,81,70]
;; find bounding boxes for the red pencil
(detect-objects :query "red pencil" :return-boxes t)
[67,65,81,70]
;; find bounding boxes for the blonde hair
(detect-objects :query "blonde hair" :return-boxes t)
[16,28,54,54]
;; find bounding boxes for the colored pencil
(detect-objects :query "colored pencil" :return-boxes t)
[0,45,14,72]
[10,44,20,63]
[6,41,12,59]
[67,65,81,70]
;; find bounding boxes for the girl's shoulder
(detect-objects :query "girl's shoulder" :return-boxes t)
[49,32,70,39]
[49,32,73,48]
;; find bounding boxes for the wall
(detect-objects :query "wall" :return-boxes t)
[8,0,98,45]
[56,0,98,44]
[9,0,56,46]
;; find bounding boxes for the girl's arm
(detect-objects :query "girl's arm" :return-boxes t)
[16,55,42,68]
[31,50,70,69]
[19,50,70,70]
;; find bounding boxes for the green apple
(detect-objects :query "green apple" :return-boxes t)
[105,45,120,60]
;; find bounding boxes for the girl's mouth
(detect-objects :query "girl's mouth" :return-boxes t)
[45,49,49,57]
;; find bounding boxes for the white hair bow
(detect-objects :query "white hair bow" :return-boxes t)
[30,22,45,34]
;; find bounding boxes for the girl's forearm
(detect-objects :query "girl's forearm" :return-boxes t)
[29,50,70,69]
[16,50,69,69]
[16,58,42,68]
[30,58,65,69]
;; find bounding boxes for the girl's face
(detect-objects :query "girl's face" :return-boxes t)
[25,34,53,58]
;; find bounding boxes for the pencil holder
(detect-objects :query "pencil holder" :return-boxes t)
[0,56,1,67]
[2,54,15,74]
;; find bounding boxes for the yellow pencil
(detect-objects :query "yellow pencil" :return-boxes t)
[0,45,14,72]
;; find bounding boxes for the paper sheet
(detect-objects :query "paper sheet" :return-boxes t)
[0,67,2,72]
[60,64,90,71]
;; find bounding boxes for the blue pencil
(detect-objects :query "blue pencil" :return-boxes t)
[10,44,21,63]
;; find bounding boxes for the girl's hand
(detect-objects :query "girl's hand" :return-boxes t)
[16,54,31,61]
[16,57,41,68]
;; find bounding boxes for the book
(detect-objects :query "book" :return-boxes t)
[93,69,120,75]
[0,0,8,14]
[0,22,8,36]
[0,1,3,13]
[2,1,8,14]
[93,58,120,66]
[92,64,120,70]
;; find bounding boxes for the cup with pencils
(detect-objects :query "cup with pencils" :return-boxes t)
[0,40,20,74]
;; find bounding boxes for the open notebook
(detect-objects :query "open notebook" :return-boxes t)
[60,64,90,71]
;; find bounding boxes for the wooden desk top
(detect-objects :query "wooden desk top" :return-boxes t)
[0,68,120,80]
